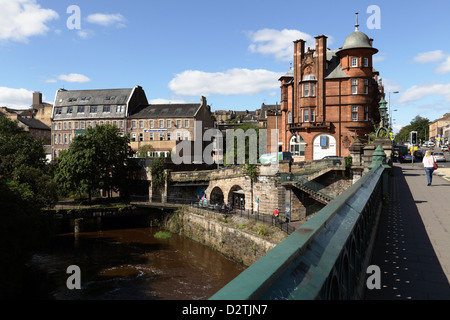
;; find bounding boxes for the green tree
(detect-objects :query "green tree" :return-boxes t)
[0,116,57,298]
[0,116,57,208]
[224,122,262,167]
[150,156,167,192]
[395,115,430,144]
[55,124,134,202]
[137,144,155,158]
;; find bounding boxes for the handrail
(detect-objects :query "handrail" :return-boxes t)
[210,165,385,300]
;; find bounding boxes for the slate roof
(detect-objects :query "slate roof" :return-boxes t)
[258,104,278,120]
[325,49,349,79]
[18,116,51,130]
[278,49,350,80]
[129,103,201,119]
[54,88,134,107]
[339,29,378,53]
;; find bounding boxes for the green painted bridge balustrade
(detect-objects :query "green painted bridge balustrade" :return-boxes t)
[210,164,388,300]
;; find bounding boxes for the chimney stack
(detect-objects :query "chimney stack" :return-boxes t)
[33,91,42,106]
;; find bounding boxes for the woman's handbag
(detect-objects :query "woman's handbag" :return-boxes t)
[434,161,438,170]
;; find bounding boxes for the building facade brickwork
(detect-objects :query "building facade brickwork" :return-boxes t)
[271,22,383,161]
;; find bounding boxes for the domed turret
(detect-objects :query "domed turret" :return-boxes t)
[338,13,378,54]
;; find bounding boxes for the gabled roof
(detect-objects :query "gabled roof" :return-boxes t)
[129,103,202,119]
[279,49,349,81]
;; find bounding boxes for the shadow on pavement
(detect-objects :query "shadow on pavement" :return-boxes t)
[366,165,450,300]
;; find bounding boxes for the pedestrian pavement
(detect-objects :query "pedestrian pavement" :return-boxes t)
[366,161,450,300]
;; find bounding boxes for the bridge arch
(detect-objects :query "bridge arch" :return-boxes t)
[210,186,224,205]
[229,185,245,210]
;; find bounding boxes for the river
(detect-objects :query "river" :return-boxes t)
[27,227,246,300]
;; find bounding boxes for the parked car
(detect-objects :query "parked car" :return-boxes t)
[433,152,446,162]
[400,154,414,163]
[322,156,344,165]
[414,150,424,161]
[442,146,449,152]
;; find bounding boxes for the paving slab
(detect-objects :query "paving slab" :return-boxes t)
[366,162,450,300]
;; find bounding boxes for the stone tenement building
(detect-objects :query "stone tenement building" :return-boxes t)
[50,87,215,161]
[273,19,383,161]
[31,91,53,128]
[429,113,450,146]
[51,86,148,158]
[0,105,51,146]
[127,96,215,157]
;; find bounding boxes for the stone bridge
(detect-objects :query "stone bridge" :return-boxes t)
[163,159,349,221]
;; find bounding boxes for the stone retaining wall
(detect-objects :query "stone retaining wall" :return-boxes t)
[166,207,280,266]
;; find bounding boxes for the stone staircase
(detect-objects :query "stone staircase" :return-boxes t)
[291,177,333,205]
[280,166,346,205]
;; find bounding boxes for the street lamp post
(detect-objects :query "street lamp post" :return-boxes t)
[389,91,399,131]
[376,97,389,138]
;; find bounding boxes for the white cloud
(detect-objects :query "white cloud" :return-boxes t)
[86,13,126,28]
[45,73,91,83]
[381,78,402,94]
[0,0,58,43]
[398,82,450,104]
[48,73,91,83]
[413,50,447,64]
[435,56,450,74]
[77,30,92,39]
[373,53,386,63]
[247,28,315,62]
[168,69,283,96]
[148,98,186,104]
[0,87,34,109]
[412,50,450,74]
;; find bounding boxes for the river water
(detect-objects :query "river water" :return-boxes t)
[28,227,246,300]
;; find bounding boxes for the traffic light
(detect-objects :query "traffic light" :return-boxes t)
[410,131,418,145]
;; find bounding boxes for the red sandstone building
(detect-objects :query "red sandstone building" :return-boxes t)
[272,20,383,161]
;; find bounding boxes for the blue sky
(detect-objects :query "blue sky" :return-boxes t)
[1,0,450,133]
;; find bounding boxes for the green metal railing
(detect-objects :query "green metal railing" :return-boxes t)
[210,164,386,300]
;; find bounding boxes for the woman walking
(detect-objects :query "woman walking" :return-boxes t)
[422,150,437,186]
